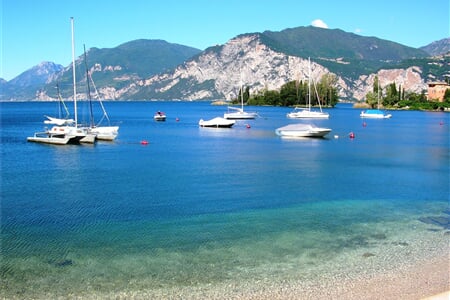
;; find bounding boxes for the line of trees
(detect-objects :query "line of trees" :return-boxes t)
[230,74,339,107]
[364,76,450,110]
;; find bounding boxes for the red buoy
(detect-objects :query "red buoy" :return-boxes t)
[362,122,367,127]
[140,140,149,145]
[246,124,251,129]
[349,132,355,139]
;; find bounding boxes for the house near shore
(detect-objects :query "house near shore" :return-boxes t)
[427,82,449,102]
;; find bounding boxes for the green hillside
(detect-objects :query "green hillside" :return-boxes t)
[259,26,429,79]
[42,40,201,99]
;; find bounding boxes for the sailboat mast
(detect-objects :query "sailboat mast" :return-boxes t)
[71,17,78,126]
[308,57,311,111]
[84,44,94,126]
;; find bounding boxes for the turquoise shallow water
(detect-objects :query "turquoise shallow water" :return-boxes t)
[1,101,449,297]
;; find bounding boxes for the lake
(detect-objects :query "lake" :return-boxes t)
[1,101,448,298]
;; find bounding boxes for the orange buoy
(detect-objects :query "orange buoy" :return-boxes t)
[140,140,149,145]
[349,132,355,139]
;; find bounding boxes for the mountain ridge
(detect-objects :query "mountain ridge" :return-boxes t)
[1,26,448,101]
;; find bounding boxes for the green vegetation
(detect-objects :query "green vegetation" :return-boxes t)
[361,76,450,111]
[230,74,339,107]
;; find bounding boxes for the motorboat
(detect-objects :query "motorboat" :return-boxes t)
[360,109,392,119]
[154,111,166,121]
[275,123,331,138]
[199,117,236,128]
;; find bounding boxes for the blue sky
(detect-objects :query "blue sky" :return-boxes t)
[1,0,449,81]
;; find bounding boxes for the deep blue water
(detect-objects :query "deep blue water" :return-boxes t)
[1,101,449,297]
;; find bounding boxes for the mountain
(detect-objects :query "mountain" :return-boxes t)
[419,38,450,56]
[0,62,63,100]
[1,26,447,101]
[119,27,439,101]
[36,39,202,100]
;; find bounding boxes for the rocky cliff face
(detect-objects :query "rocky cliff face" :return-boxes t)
[117,35,426,101]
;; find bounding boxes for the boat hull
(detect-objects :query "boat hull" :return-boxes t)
[89,126,119,141]
[287,109,329,119]
[275,124,331,138]
[360,110,392,119]
[199,117,236,128]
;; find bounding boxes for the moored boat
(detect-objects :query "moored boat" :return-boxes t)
[199,117,236,128]
[275,123,331,138]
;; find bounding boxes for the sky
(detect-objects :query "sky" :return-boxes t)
[1,0,449,81]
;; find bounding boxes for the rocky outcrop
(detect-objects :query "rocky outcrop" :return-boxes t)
[118,35,426,101]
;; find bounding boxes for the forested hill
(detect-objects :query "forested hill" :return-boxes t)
[259,26,429,79]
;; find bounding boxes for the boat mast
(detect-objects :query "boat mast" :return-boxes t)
[308,57,311,111]
[71,17,78,126]
[84,44,95,127]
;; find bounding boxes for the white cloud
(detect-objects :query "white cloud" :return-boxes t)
[354,28,363,34]
[311,19,328,29]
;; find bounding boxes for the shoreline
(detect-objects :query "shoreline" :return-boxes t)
[95,247,449,300]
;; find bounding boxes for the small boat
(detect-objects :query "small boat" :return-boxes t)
[224,106,258,120]
[360,77,392,119]
[287,58,329,119]
[154,111,166,121]
[360,109,392,119]
[275,123,331,138]
[199,117,236,128]
[224,82,257,119]
[287,107,329,119]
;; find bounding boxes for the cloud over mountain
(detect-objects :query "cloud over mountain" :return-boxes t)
[311,19,328,29]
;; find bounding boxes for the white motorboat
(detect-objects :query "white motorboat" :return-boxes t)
[275,123,331,138]
[154,111,167,121]
[199,117,236,128]
[287,58,329,119]
[360,109,392,119]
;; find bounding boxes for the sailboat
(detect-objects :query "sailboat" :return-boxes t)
[287,58,329,119]
[43,84,75,126]
[82,45,119,141]
[28,17,94,145]
[224,84,258,119]
[360,79,392,119]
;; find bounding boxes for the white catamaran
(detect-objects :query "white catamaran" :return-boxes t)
[28,17,94,145]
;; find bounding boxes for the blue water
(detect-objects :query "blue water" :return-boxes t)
[1,101,449,297]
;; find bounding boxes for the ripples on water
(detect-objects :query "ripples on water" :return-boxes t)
[1,102,449,297]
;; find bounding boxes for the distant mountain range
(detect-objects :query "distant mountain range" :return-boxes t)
[1,26,449,101]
